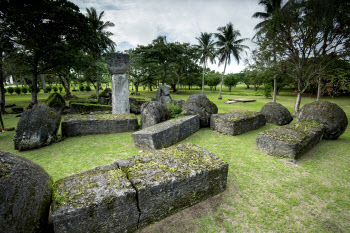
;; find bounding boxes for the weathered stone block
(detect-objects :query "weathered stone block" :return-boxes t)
[52,164,139,233]
[14,104,61,151]
[140,101,170,129]
[132,115,200,149]
[106,53,130,75]
[297,101,348,139]
[46,93,66,115]
[62,114,138,137]
[210,111,266,136]
[111,74,130,114]
[116,143,228,229]
[70,102,111,114]
[256,121,324,159]
[260,102,293,126]
[0,151,52,233]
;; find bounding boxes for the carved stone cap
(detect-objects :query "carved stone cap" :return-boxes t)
[106,53,130,74]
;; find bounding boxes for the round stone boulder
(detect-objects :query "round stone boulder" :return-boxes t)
[260,102,293,126]
[14,104,61,151]
[296,101,348,139]
[141,101,170,129]
[46,92,66,115]
[182,94,218,127]
[0,151,52,233]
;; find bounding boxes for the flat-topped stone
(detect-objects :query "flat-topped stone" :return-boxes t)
[132,115,200,149]
[106,53,130,75]
[256,121,324,159]
[70,102,111,114]
[62,113,138,137]
[210,111,266,136]
[116,143,228,228]
[52,164,139,233]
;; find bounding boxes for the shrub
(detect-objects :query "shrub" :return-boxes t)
[52,86,58,92]
[79,85,85,91]
[7,87,14,95]
[264,83,272,98]
[85,85,91,91]
[36,86,41,93]
[14,87,21,95]
[21,86,28,94]
[45,86,52,93]
[4,88,7,94]
[166,102,182,119]
[58,86,63,93]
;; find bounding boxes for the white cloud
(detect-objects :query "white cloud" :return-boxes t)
[71,0,263,73]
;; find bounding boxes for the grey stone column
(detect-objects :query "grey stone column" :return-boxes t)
[107,53,130,114]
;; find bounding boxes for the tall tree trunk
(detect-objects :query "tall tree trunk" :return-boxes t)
[13,75,18,87]
[218,59,227,100]
[317,77,321,101]
[201,59,206,94]
[273,77,277,103]
[30,57,39,105]
[293,92,302,117]
[96,81,100,99]
[135,84,139,95]
[0,51,6,114]
[40,74,47,93]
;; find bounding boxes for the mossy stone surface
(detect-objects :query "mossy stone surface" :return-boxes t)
[116,143,228,228]
[260,102,293,126]
[52,163,139,233]
[256,121,324,159]
[0,151,52,233]
[297,101,348,139]
[210,110,266,136]
[46,93,66,115]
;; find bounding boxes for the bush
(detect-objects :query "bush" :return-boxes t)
[7,87,14,95]
[85,85,91,91]
[4,88,7,94]
[45,86,52,93]
[21,86,28,94]
[166,102,182,119]
[264,83,272,98]
[36,86,41,93]
[58,86,63,93]
[14,87,21,95]
[79,85,85,91]
[52,86,58,92]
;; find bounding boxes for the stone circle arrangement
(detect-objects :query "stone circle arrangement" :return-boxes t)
[2,54,348,232]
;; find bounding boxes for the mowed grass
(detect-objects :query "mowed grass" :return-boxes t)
[1,84,350,232]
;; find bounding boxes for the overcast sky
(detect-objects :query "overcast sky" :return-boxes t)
[71,0,263,73]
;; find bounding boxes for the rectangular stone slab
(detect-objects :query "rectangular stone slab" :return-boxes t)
[51,164,139,233]
[210,111,266,136]
[70,102,112,114]
[61,114,138,137]
[115,143,228,229]
[256,121,324,159]
[132,115,200,149]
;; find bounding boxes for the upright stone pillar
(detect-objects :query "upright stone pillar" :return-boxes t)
[106,53,130,114]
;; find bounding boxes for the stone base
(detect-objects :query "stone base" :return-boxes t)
[112,74,130,114]
[61,114,138,137]
[210,111,266,136]
[132,115,200,149]
[256,121,324,159]
[52,164,139,233]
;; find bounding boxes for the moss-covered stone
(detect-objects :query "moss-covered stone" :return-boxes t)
[46,93,66,115]
[62,113,138,137]
[211,110,266,136]
[256,121,324,159]
[115,143,228,228]
[52,163,139,233]
[69,102,112,114]
[261,102,293,126]
[297,101,348,139]
[0,151,52,233]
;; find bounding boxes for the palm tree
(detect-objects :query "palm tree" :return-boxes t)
[195,32,216,94]
[252,0,285,102]
[86,7,116,97]
[215,23,249,100]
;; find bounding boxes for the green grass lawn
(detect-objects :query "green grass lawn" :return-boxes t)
[1,84,350,232]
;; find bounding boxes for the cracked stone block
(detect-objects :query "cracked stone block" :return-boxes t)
[69,103,112,114]
[132,115,200,149]
[116,143,228,229]
[210,111,266,136]
[51,164,139,233]
[61,114,138,137]
[256,121,324,159]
